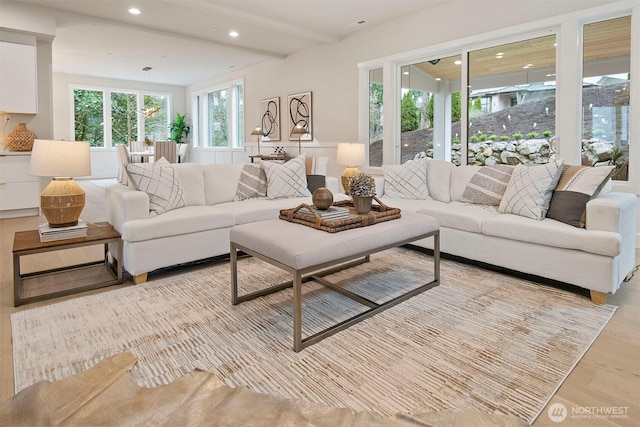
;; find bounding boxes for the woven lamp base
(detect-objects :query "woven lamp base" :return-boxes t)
[40,178,86,228]
[340,166,361,195]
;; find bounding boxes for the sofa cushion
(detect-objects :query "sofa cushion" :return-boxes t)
[218,197,312,225]
[262,154,311,199]
[546,165,614,228]
[498,160,563,220]
[203,163,244,205]
[383,157,430,199]
[120,205,235,242]
[481,213,620,257]
[234,163,267,201]
[417,201,498,234]
[426,159,456,202]
[171,163,205,206]
[461,165,514,206]
[450,165,481,202]
[125,161,186,217]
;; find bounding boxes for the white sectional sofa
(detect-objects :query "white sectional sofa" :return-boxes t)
[106,158,636,304]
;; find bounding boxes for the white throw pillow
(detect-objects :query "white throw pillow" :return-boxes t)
[262,154,311,199]
[382,157,430,199]
[498,160,564,220]
[125,159,186,217]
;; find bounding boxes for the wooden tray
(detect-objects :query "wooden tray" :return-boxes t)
[279,197,401,233]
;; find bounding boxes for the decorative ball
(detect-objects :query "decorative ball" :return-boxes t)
[312,187,334,210]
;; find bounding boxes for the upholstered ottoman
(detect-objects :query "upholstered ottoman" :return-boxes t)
[230,211,440,351]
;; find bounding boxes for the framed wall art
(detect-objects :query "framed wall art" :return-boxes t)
[287,91,312,141]
[259,96,280,141]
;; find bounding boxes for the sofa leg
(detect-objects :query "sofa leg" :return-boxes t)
[133,273,148,285]
[590,290,607,305]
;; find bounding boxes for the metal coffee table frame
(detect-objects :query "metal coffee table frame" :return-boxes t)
[231,230,439,352]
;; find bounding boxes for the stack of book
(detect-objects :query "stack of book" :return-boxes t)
[298,206,350,221]
[39,220,88,242]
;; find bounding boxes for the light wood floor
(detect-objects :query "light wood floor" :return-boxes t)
[0,181,638,426]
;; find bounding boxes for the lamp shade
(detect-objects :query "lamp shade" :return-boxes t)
[30,139,91,177]
[336,143,365,167]
[291,124,308,136]
[250,126,264,136]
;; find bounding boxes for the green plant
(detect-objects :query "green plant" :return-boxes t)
[500,135,510,141]
[169,113,191,144]
[470,135,479,142]
[512,132,523,140]
[610,146,625,166]
[427,141,434,149]
[349,173,376,197]
[526,131,538,139]
[479,134,487,141]
[489,134,497,141]
[543,130,552,138]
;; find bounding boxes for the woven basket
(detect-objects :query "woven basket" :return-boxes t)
[279,197,401,233]
[6,123,37,151]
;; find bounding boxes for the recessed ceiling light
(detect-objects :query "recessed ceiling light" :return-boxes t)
[128,7,141,15]
[435,78,442,81]
[402,71,409,75]
[454,60,462,65]
[229,31,239,38]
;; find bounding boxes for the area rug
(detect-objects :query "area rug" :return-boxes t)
[1,352,527,426]
[11,247,616,425]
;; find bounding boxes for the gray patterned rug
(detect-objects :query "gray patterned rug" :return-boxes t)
[11,247,616,425]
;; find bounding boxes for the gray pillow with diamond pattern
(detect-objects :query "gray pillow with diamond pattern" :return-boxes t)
[383,157,430,199]
[125,161,186,217]
[262,154,311,199]
[498,160,563,220]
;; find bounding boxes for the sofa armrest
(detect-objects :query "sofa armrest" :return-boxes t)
[586,191,637,281]
[325,176,341,195]
[586,192,637,234]
[105,184,150,233]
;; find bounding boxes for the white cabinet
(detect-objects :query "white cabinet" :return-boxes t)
[0,41,38,114]
[0,152,40,218]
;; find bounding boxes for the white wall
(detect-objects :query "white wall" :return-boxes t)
[52,73,186,178]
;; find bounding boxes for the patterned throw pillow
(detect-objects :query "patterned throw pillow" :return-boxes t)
[498,160,563,220]
[125,160,186,217]
[382,157,430,199]
[461,165,514,206]
[305,156,329,175]
[262,155,311,199]
[234,163,267,201]
[546,165,614,227]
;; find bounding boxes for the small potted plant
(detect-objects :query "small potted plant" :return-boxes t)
[169,113,191,144]
[349,172,376,214]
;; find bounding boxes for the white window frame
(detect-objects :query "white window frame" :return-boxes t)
[357,2,639,195]
[191,78,244,150]
[69,84,172,149]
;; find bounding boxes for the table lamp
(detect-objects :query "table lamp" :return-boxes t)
[30,139,92,227]
[290,124,308,154]
[336,143,365,194]
[250,126,265,155]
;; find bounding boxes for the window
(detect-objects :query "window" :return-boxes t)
[74,89,104,147]
[73,86,171,148]
[193,79,244,148]
[368,68,384,166]
[582,16,631,181]
[398,54,462,165]
[468,34,557,166]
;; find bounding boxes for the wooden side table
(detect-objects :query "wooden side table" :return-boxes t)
[249,154,290,163]
[13,222,123,307]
